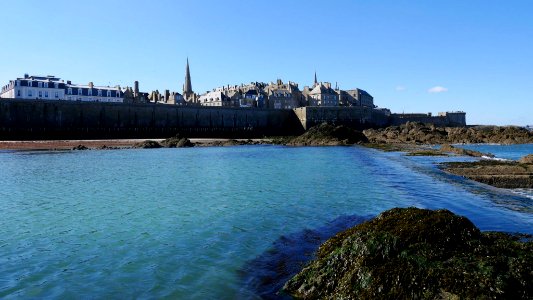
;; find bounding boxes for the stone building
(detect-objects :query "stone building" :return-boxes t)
[182,58,198,104]
[339,89,374,107]
[263,79,302,109]
[0,74,123,103]
[304,82,339,106]
[198,90,232,107]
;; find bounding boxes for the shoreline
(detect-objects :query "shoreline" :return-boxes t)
[0,138,273,151]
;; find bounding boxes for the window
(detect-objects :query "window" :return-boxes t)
[55,92,59,98]
[16,80,20,86]
[45,91,49,97]
[27,81,32,87]
[54,83,58,88]
[88,89,93,96]
[116,91,120,97]
[78,88,82,95]
[68,88,72,95]
[38,91,42,97]
[97,90,102,97]
[44,82,48,88]
[38,82,43,88]
[28,90,33,97]
[17,90,21,97]
[107,90,111,97]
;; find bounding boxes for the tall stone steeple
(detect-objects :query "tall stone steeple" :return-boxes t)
[183,58,193,101]
[314,71,318,87]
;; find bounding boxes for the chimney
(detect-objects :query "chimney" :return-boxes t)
[88,82,94,88]
[67,80,71,85]
[24,74,29,79]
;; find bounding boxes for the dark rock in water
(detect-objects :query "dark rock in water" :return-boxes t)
[133,140,162,149]
[287,123,368,146]
[161,135,194,148]
[442,160,533,188]
[72,144,88,150]
[440,144,494,157]
[519,154,533,164]
[283,207,533,299]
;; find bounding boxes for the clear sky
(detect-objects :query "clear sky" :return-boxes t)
[1,0,532,125]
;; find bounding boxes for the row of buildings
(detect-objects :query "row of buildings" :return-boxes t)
[0,59,375,109]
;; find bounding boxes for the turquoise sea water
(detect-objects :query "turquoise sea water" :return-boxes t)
[0,146,532,299]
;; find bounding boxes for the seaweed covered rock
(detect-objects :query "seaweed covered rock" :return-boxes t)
[442,160,533,188]
[161,135,194,148]
[363,122,533,145]
[133,140,162,149]
[440,144,494,157]
[72,144,89,150]
[287,123,368,146]
[283,207,532,299]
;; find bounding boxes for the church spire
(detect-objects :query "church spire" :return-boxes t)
[184,57,192,95]
[314,70,317,86]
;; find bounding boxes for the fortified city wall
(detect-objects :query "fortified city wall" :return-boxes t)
[0,99,466,140]
[0,99,302,139]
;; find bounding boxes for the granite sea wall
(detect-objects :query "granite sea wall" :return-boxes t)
[0,99,465,140]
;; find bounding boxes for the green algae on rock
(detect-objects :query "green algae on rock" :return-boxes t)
[283,207,532,299]
[285,123,368,146]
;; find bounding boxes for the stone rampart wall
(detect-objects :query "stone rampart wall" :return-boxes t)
[0,99,303,139]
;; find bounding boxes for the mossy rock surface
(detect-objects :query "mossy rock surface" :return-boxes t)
[283,207,532,299]
[287,123,368,146]
[161,135,194,148]
[133,140,162,149]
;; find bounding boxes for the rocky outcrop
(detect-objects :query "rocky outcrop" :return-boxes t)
[363,122,533,145]
[439,144,494,158]
[72,144,89,150]
[161,135,194,148]
[442,160,533,188]
[519,154,533,164]
[283,207,532,299]
[133,140,162,149]
[284,123,368,146]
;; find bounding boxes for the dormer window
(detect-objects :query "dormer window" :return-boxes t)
[27,81,32,87]
[44,82,48,88]
[98,90,102,97]
[16,80,20,86]
[38,82,43,88]
[54,82,58,88]
[78,88,82,95]
[107,90,111,97]
[68,88,72,95]
[88,89,93,96]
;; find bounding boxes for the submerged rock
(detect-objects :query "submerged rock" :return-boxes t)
[287,123,368,146]
[133,140,162,149]
[283,207,532,299]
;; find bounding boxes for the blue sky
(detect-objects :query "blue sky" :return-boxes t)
[1,0,532,125]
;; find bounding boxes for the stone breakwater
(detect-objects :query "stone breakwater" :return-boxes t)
[363,122,533,145]
[283,207,533,299]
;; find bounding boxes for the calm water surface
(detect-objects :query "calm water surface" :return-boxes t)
[0,146,532,299]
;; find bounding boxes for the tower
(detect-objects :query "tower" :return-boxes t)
[183,58,193,101]
[314,71,318,87]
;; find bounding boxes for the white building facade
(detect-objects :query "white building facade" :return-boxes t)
[1,74,123,103]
